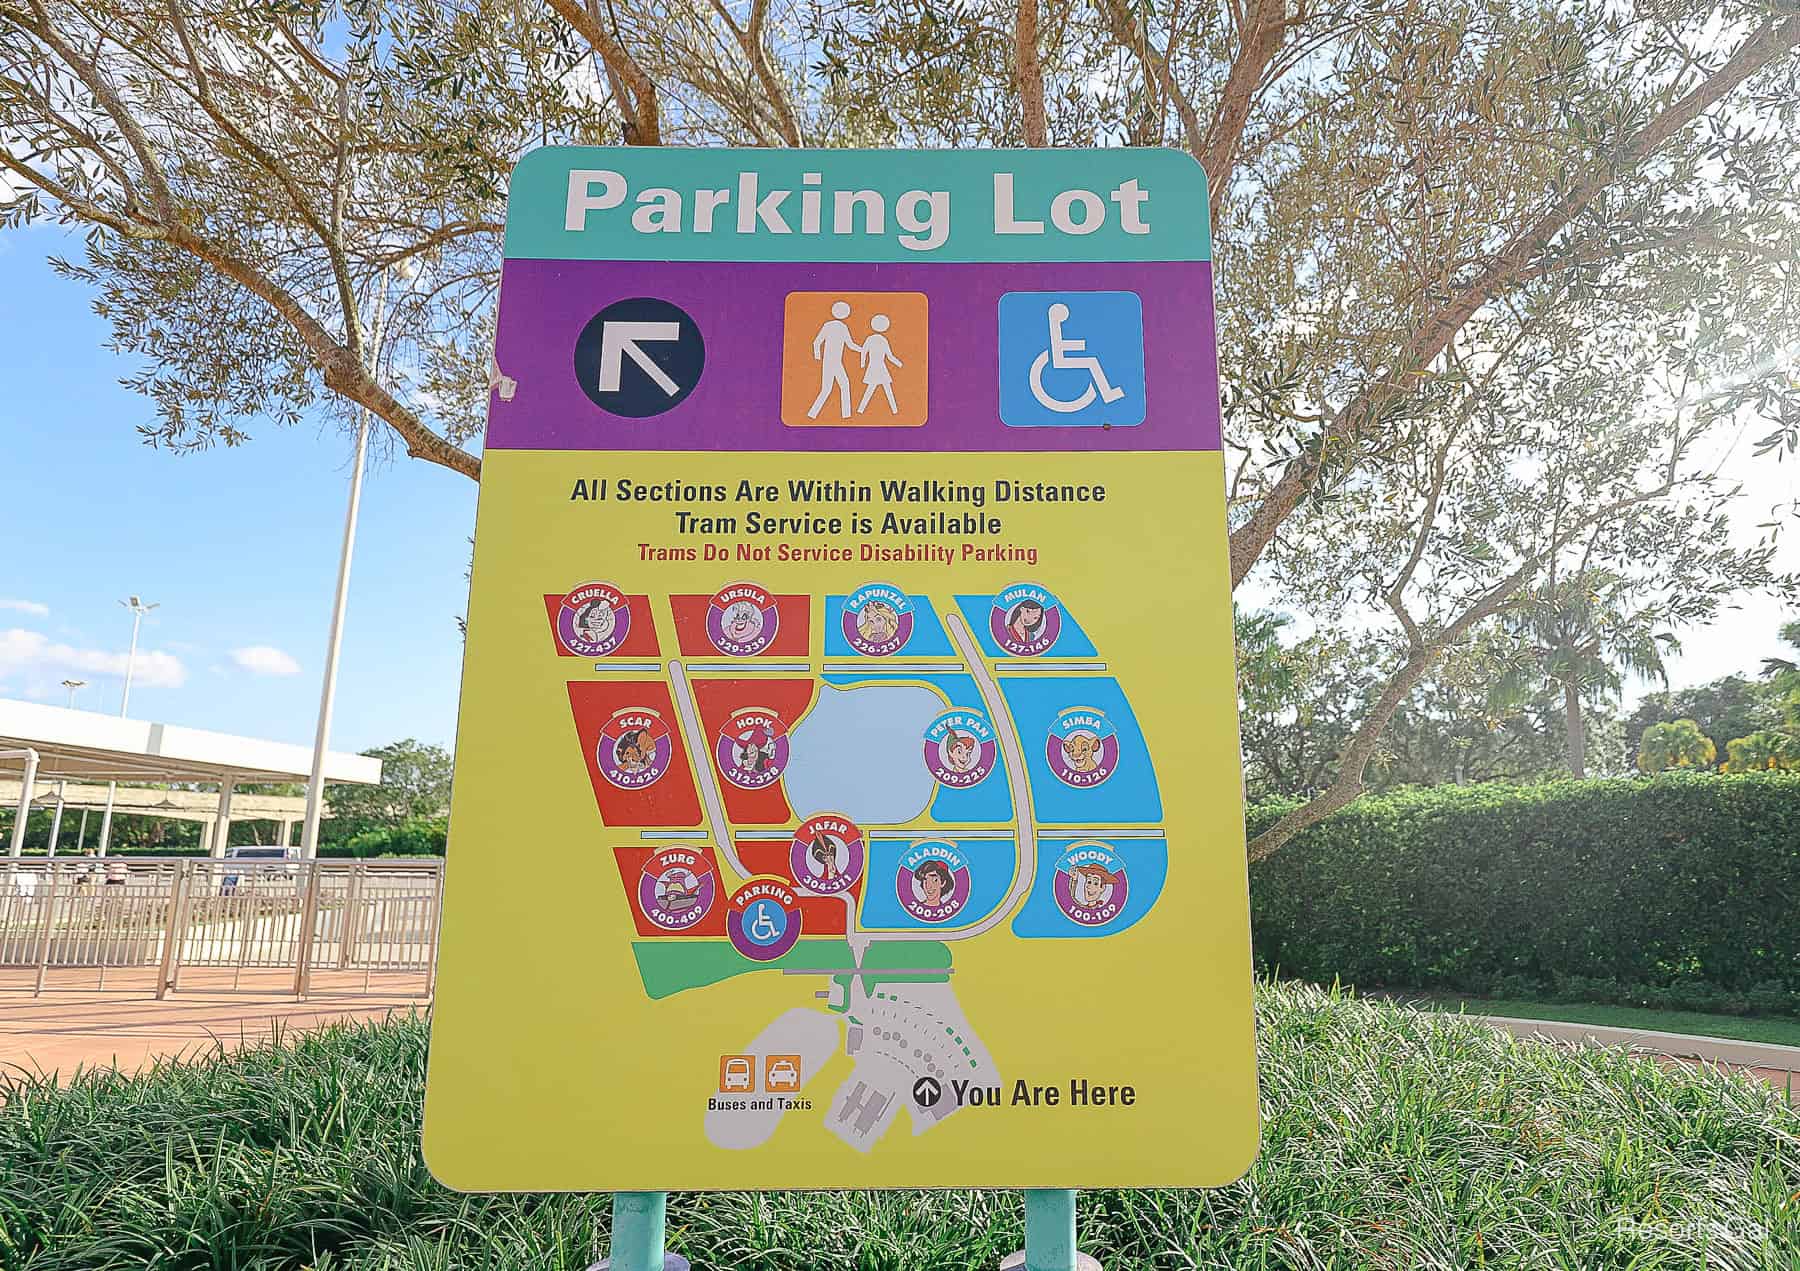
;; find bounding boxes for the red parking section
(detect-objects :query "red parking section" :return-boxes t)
[737,839,853,934]
[690,678,816,825]
[542,593,660,657]
[567,681,704,826]
[670,594,810,657]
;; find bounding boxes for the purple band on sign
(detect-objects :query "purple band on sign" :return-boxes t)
[487,259,1220,453]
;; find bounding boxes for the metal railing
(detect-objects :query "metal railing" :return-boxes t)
[0,857,442,998]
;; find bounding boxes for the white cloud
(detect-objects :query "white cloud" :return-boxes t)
[230,645,302,677]
[0,599,49,617]
[0,627,187,690]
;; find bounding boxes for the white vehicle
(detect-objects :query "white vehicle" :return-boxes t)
[722,1057,753,1091]
[221,844,299,893]
[767,1059,800,1090]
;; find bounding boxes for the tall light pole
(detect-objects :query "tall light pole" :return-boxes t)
[96,596,157,855]
[50,680,84,857]
[300,264,406,860]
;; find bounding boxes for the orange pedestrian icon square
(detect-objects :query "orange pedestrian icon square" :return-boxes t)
[764,1054,803,1092]
[719,1054,756,1093]
[781,291,928,427]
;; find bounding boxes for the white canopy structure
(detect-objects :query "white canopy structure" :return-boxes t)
[0,698,380,858]
[0,780,322,852]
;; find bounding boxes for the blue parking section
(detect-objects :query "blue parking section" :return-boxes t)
[1011,837,1167,939]
[860,837,1018,931]
[824,673,1015,824]
[825,593,957,657]
[997,675,1161,824]
[952,594,1099,659]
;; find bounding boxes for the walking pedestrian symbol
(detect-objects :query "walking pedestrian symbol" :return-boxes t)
[573,296,705,417]
[781,291,929,427]
[997,291,1146,428]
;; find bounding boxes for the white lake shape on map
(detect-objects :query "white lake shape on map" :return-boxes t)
[784,683,941,823]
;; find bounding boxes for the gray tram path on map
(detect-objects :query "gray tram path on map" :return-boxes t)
[783,683,942,823]
[703,1007,843,1150]
[829,979,1000,1153]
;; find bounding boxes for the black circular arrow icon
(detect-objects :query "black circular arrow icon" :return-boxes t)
[912,1076,942,1109]
[572,296,705,417]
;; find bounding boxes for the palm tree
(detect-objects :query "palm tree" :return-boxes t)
[1639,719,1718,772]
[1760,619,1800,729]
[1491,570,1677,778]
[1721,729,1798,773]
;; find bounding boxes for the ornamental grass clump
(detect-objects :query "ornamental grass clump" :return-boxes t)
[0,981,1793,1269]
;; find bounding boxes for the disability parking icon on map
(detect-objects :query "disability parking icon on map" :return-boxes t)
[426,147,1261,1194]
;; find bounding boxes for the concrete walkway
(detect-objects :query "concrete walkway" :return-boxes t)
[1481,1014,1799,1100]
[0,971,427,1082]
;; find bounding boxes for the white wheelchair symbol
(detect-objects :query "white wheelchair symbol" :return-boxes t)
[1029,302,1128,413]
[749,901,781,941]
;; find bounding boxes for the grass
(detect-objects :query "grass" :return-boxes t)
[1412,996,1800,1049]
[0,980,1793,1270]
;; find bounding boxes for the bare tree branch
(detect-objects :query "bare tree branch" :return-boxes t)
[704,0,802,145]
[154,220,481,478]
[0,146,151,237]
[1096,0,1289,224]
[1015,0,1046,146]
[1095,0,1204,158]
[1196,0,1289,207]
[551,0,661,144]
[16,0,173,215]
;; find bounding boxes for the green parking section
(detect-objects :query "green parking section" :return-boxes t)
[633,938,953,1001]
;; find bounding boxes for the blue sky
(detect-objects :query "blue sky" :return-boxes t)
[0,229,478,752]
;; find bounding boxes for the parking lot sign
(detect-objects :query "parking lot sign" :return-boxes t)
[424,147,1260,1191]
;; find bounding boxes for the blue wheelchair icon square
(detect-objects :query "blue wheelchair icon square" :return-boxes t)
[997,291,1146,428]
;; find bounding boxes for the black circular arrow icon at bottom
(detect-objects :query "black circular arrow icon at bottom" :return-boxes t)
[912,1076,942,1108]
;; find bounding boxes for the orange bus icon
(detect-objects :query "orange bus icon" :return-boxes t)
[719,1054,755,1092]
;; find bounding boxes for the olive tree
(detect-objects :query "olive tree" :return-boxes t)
[5,0,1798,859]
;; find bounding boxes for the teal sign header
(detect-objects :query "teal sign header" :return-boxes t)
[505,147,1210,264]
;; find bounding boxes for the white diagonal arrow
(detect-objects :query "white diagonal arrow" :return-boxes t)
[597,320,682,396]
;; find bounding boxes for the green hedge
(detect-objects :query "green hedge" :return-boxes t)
[319,818,447,859]
[1248,773,1800,1017]
[15,818,447,860]
[17,846,211,858]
